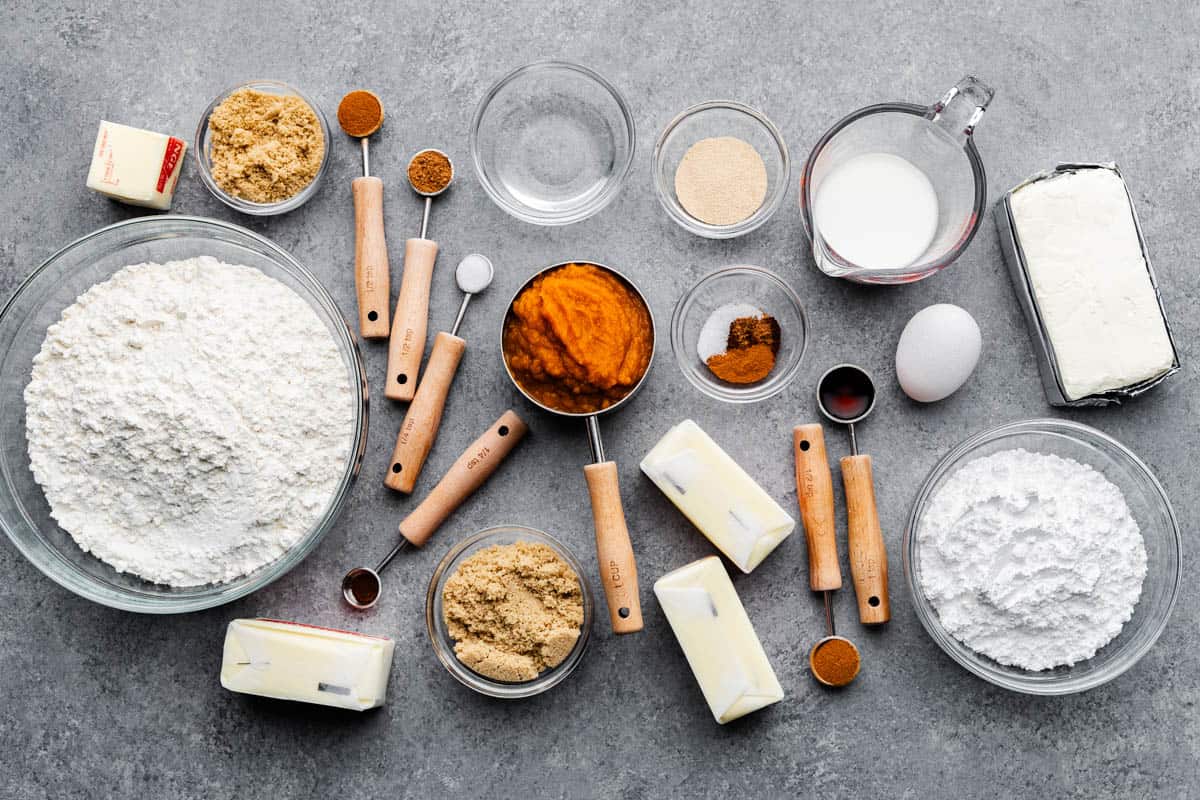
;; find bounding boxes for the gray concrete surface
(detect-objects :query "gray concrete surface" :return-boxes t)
[2,1,1197,797]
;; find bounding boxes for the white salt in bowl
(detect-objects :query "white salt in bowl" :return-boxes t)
[904,419,1181,695]
[0,216,367,612]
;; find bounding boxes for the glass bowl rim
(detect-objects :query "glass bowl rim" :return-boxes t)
[192,79,332,216]
[425,525,595,699]
[653,99,792,239]
[469,59,636,226]
[670,264,808,403]
[0,214,368,613]
[903,417,1182,694]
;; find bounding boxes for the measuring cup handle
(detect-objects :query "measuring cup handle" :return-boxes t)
[584,461,643,634]
[929,76,995,144]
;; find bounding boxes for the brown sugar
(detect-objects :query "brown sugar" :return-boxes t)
[207,88,325,204]
[408,149,453,194]
[442,541,584,683]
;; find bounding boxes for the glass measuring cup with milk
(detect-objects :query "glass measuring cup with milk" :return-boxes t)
[799,76,994,284]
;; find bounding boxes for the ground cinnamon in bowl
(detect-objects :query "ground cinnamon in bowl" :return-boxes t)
[704,311,781,384]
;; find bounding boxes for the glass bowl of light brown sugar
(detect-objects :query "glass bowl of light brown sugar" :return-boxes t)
[653,101,791,238]
[671,265,808,403]
[194,79,331,216]
[426,526,595,699]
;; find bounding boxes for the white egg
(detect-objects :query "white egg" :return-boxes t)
[895,304,981,402]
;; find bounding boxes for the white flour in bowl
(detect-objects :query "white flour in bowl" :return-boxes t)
[24,257,355,587]
[917,448,1146,671]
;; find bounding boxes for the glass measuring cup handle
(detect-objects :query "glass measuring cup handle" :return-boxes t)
[928,76,995,146]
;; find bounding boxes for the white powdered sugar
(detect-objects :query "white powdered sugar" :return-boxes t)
[24,257,354,587]
[917,448,1146,671]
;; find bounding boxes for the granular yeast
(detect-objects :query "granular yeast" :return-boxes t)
[442,541,584,682]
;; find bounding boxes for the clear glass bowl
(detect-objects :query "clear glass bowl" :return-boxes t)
[670,266,807,403]
[426,526,594,699]
[470,61,635,226]
[0,216,367,612]
[904,419,1181,694]
[653,101,790,238]
[194,80,331,215]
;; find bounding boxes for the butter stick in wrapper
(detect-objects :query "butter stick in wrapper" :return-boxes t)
[220,618,394,711]
[655,557,784,724]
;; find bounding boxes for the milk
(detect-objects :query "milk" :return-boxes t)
[813,153,939,270]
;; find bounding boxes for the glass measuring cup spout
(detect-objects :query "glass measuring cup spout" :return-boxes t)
[800,76,995,285]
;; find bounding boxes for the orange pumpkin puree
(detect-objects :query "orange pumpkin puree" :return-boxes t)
[503,263,653,414]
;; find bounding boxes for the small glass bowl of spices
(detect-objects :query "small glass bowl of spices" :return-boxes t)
[426,526,594,699]
[653,101,790,238]
[671,265,807,403]
[194,80,331,215]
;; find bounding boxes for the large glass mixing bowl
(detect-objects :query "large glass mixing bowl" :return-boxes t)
[0,216,367,612]
[905,419,1180,694]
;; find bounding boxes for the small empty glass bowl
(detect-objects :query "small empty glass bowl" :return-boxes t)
[194,80,331,215]
[470,61,635,226]
[426,526,594,699]
[905,419,1181,695]
[671,266,807,403]
[653,101,790,238]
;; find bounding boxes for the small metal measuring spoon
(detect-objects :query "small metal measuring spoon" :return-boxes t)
[794,423,861,688]
[384,254,494,494]
[386,148,455,402]
[815,363,891,625]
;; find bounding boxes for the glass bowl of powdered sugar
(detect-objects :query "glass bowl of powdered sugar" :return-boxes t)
[0,216,367,612]
[905,419,1180,695]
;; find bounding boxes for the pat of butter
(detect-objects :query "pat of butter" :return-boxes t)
[655,557,784,724]
[220,618,395,711]
[86,120,186,210]
[641,419,794,572]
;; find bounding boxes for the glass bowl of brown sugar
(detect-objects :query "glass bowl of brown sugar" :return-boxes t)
[194,79,331,216]
[671,265,807,403]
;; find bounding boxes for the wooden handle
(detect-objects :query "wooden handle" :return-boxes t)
[385,238,439,401]
[583,461,643,634]
[793,424,842,592]
[397,410,528,547]
[384,332,467,494]
[840,454,891,624]
[352,177,390,339]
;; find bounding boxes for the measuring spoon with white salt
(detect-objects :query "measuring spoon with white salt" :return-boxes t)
[384,254,494,494]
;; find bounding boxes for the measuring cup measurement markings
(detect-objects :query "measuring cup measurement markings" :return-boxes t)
[501,262,654,634]
[800,76,995,284]
[816,364,891,624]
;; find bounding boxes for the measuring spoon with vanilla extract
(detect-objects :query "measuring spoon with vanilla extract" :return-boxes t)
[816,364,891,625]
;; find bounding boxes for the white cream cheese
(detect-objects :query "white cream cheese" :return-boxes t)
[1009,167,1174,400]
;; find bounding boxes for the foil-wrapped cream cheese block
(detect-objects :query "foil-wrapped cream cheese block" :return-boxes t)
[654,557,784,724]
[220,618,395,711]
[995,163,1180,406]
[86,120,186,210]
[640,419,794,573]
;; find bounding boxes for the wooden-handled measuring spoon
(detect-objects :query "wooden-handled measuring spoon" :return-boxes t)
[337,90,390,339]
[343,409,528,609]
[817,364,891,625]
[794,424,861,687]
[385,149,453,401]
[385,254,494,493]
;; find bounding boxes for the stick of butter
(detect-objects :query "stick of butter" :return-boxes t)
[641,419,794,573]
[655,557,784,724]
[86,120,186,210]
[220,618,395,711]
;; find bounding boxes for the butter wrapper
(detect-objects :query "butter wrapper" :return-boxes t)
[220,618,395,711]
[994,162,1181,406]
